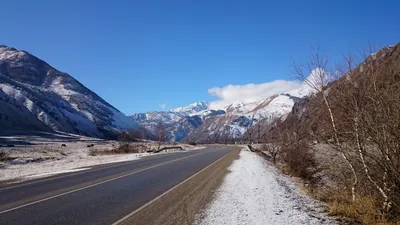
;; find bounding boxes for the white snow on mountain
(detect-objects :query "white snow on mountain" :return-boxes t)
[133,70,320,143]
[287,68,329,97]
[246,94,299,121]
[184,74,318,142]
[131,102,225,142]
[170,102,209,114]
[133,73,318,143]
[0,45,138,137]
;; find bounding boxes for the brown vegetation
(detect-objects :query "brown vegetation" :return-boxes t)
[0,151,9,161]
[156,121,167,150]
[89,143,145,156]
[265,43,400,225]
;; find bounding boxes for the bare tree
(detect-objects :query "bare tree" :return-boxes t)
[246,126,254,144]
[263,142,281,164]
[293,47,358,202]
[213,133,220,144]
[315,45,400,214]
[223,136,229,145]
[255,120,265,143]
[140,126,147,140]
[342,46,400,213]
[156,122,166,150]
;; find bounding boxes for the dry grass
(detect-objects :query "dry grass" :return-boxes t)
[89,143,145,156]
[328,195,400,225]
[270,143,400,225]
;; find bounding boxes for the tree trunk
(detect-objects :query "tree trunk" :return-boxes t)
[323,94,358,202]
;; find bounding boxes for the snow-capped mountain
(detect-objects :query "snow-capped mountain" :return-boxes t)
[183,75,317,143]
[131,101,209,125]
[132,91,307,143]
[0,45,138,137]
[133,76,315,143]
[131,102,225,142]
[183,93,302,143]
[170,102,208,114]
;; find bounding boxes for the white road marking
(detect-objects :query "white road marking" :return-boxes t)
[0,152,204,214]
[111,149,234,225]
[0,150,197,192]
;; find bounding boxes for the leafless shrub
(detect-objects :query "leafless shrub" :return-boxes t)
[0,151,9,161]
[88,143,143,156]
[282,140,319,183]
[88,147,100,156]
[262,142,281,164]
[111,143,141,154]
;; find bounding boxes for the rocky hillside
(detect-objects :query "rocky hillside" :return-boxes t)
[266,43,400,141]
[0,45,138,138]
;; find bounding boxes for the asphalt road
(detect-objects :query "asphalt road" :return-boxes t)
[0,146,232,225]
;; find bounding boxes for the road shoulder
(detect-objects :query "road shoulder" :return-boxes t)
[197,150,338,225]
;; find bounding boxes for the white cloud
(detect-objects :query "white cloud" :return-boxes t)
[159,103,166,109]
[208,79,302,109]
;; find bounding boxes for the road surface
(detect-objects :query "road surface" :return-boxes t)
[0,146,232,225]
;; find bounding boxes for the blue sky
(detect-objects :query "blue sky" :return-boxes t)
[1,0,399,114]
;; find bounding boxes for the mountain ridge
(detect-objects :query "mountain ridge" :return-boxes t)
[0,45,138,138]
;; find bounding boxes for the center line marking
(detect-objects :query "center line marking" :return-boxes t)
[0,152,204,214]
[112,149,234,225]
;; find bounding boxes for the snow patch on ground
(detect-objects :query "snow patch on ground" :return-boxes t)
[197,150,337,225]
[23,167,91,179]
[1,150,147,182]
[0,135,204,182]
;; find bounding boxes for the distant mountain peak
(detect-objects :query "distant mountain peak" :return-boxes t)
[0,45,28,61]
[170,101,209,114]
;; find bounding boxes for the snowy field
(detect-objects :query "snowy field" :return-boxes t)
[197,150,337,225]
[0,134,202,182]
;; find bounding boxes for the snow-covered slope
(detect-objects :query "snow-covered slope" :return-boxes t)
[0,45,138,137]
[170,102,208,114]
